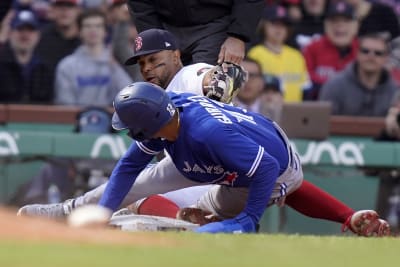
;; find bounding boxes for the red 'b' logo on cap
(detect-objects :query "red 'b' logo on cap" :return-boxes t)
[135,36,143,52]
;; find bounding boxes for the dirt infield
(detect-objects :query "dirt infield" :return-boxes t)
[0,206,175,246]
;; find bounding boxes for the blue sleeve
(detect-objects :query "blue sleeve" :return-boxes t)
[206,127,279,223]
[98,140,162,211]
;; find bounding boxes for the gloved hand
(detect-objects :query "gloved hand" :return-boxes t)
[203,62,248,103]
[195,212,257,233]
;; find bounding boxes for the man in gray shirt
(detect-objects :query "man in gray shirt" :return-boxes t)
[319,32,397,117]
[55,9,132,106]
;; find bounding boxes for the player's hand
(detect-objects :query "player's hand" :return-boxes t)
[0,9,15,43]
[203,63,248,103]
[195,212,257,233]
[218,36,245,65]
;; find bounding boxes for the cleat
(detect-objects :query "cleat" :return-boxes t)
[342,210,391,237]
[176,207,221,226]
[17,199,75,219]
[376,219,391,236]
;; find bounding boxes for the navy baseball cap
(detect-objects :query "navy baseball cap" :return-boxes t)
[125,29,179,65]
[11,10,39,30]
[263,5,291,24]
[326,1,355,20]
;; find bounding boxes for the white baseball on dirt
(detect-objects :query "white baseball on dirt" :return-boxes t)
[67,205,112,228]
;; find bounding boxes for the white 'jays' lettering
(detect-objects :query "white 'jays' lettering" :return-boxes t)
[183,161,225,174]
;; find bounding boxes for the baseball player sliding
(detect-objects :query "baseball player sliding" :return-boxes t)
[19,29,390,236]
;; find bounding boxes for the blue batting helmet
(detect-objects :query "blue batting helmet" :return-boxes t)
[112,82,176,141]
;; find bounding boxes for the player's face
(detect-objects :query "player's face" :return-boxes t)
[138,50,181,89]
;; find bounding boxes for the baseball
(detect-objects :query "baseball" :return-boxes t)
[67,205,112,228]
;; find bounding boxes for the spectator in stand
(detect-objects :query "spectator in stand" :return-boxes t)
[282,0,303,23]
[108,0,142,81]
[302,1,359,100]
[260,73,284,122]
[286,0,328,50]
[54,9,132,106]
[0,10,53,103]
[127,0,265,65]
[233,58,283,122]
[247,5,310,102]
[233,58,265,113]
[35,0,81,70]
[0,1,35,45]
[346,0,400,40]
[319,32,397,117]
[10,0,51,25]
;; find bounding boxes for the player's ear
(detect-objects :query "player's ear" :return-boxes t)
[172,50,181,64]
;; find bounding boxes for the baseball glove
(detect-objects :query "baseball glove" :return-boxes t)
[204,62,248,103]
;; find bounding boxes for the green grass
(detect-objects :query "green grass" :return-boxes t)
[0,233,399,267]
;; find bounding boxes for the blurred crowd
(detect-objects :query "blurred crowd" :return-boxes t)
[0,0,141,106]
[1,0,400,126]
[2,0,400,230]
[3,0,400,146]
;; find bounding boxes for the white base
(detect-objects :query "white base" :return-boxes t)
[109,214,199,232]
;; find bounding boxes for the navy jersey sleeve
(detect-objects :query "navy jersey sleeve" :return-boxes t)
[99,140,163,211]
[205,126,280,223]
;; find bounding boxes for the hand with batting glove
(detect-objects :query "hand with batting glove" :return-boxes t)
[195,212,257,234]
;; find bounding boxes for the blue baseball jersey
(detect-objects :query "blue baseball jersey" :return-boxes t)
[99,92,290,222]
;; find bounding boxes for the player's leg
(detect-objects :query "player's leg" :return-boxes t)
[18,156,200,218]
[272,122,390,236]
[196,185,248,218]
[133,195,181,218]
[284,179,354,223]
[128,185,213,219]
[285,179,390,236]
[76,156,200,208]
[187,126,390,236]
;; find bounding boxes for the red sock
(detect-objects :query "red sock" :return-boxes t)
[137,195,180,219]
[285,180,354,223]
